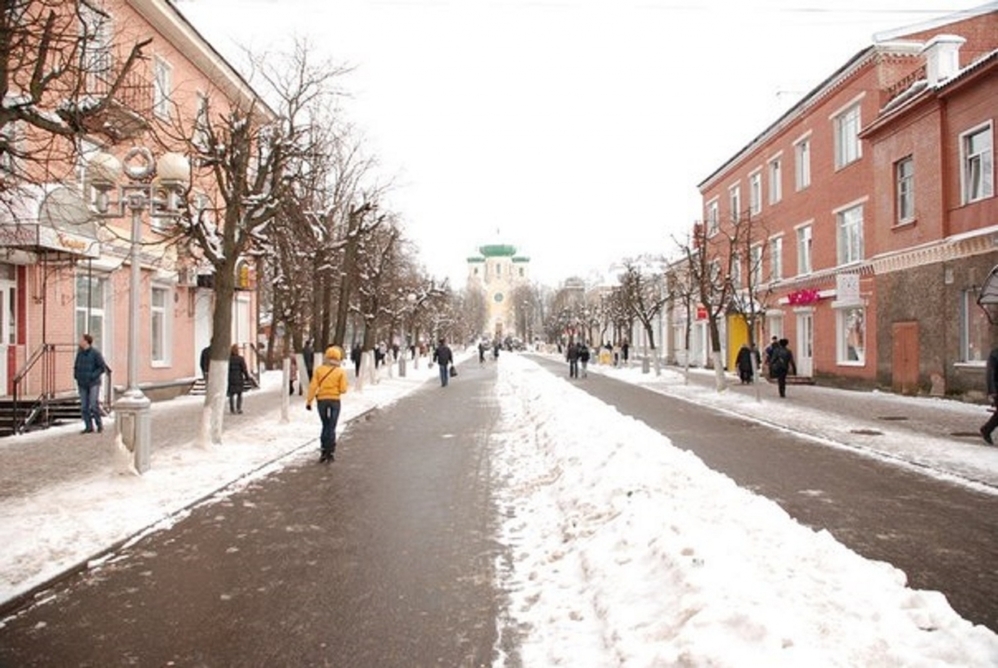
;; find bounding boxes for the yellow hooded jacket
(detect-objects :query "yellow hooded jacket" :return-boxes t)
[306,361,348,406]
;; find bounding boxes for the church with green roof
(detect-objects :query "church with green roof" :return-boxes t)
[467,243,531,339]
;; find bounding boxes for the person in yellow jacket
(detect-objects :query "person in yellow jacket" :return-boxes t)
[306,345,348,463]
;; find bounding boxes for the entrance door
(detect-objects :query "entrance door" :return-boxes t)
[796,311,814,377]
[0,279,15,395]
[892,322,919,394]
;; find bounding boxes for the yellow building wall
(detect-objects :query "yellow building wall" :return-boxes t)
[727,314,749,371]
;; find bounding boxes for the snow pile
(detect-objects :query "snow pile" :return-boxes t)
[492,354,998,666]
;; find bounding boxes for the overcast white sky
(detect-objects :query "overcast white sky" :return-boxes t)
[177,0,968,286]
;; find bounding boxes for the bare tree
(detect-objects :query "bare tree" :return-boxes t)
[618,258,670,373]
[0,0,150,205]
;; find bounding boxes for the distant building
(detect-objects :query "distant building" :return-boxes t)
[467,244,530,338]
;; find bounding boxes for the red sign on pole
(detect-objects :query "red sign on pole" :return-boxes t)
[696,305,708,320]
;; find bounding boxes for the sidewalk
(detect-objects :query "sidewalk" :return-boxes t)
[577,356,998,491]
[0,354,453,611]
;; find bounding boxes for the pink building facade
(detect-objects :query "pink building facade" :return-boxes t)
[0,0,265,410]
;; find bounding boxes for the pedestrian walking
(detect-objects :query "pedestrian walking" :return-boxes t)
[289,355,299,396]
[433,337,454,387]
[579,343,590,378]
[492,340,500,361]
[302,339,315,383]
[306,345,349,463]
[567,341,580,378]
[979,345,998,445]
[199,345,211,384]
[622,340,630,366]
[73,334,108,434]
[227,344,251,414]
[478,340,486,365]
[736,343,754,384]
[763,336,779,376]
[351,344,362,377]
[769,338,797,398]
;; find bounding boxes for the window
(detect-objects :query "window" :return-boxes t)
[794,138,811,190]
[151,286,169,364]
[194,92,210,151]
[729,184,741,223]
[709,259,721,284]
[153,57,173,120]
[80,4,112,80]
[837,306,866,365]
[836,205,864,266]
[796,225,812,275]
[963,289,990,363]
[834,104,862,168]
[962,123,994,204]
[749,172,762,215]
[769,236,783,282]
[0,122,23,179]
[75,274,108,352]
[750,244,763,287]
[895,156,915,224]
[706,199,719,236]
[519,267,524,277]
[768,158,782,204]
[731,256,742,288]
[496,263,501,276]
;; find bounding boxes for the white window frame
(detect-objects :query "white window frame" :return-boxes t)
[150,285,171,366]
[768,155,782,204]
[835,200,866,266]
[962,288,990,364]
[731,256,742,288]
[836,305,866,366]
[961,122,994,204]
[769,235,783,282]
[728,183,741,223]
[153,56,173,120]
[749,243,763,287]
[795,222,813,276]
[895,155,915,225]
[832,101,862,169]
[75,273,110,354]
[706,198,719,236]
[794,134,811,191]
[748,170,762,216]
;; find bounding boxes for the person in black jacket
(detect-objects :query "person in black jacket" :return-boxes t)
[73,334,108,434]
[736,344,754,384]
[433,338,453,387]
[228,344,251,414]
[770,338,797,398]
[980,347,998,444]
[200,345,211,383]
[566,341,580,378]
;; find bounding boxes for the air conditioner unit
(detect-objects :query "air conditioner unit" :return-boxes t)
[177,267,197,287]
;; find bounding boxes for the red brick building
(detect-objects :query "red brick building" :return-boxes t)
[688,3,997,394]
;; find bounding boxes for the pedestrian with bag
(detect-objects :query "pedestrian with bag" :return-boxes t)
[769,338,797,398]
[433,337,454,387]
[74,333,108,434]
[306,345,348,463]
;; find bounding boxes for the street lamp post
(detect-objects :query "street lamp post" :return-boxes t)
[399,293,417,377]
[87,147,189,474]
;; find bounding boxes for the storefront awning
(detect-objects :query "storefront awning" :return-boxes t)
[0,185,100,259]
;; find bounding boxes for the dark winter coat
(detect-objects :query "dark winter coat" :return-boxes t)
[433,344,453,367]
[987,348,998,398]
[566,344,580,361]
[302,342,315,377]
[579,346,591,363]
[736,346,754,373]
[769,345,796,378]
[200,346,211,376]
[74,346,107,388]
[228,353,251,395]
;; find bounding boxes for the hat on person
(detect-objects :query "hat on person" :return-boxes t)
[325,345,343,361]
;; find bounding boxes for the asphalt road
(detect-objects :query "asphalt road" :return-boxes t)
[530,354,998,632]
[0,360,504,667]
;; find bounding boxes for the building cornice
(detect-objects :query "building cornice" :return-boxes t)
[127,0,277,121]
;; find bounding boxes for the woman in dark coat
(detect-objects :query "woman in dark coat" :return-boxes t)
[228,344,251,414]
[736,343,754,384]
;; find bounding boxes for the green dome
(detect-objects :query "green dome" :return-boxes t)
[479,244,517,257]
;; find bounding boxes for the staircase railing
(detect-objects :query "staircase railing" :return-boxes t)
[10,343,113,434]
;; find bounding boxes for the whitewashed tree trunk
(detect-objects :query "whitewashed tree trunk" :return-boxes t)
[198,359,229,448]
[280,357,290,424]
[711,351,727,392]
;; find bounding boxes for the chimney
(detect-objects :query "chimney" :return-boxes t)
[922,34,966,86]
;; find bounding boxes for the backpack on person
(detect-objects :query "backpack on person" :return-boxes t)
[769,348,789,376]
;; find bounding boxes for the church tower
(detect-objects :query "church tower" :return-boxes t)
[467,243,530,338]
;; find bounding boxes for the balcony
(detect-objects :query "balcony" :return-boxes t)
[58,62,154,143]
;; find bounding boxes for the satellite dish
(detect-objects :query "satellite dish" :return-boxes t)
[38,186,96,236]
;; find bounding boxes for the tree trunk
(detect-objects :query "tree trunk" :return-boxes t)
[199,259,237,447]
[708,315,726,392]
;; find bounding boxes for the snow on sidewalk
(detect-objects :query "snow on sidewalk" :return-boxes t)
[0,357,445,610]
[492,354,998,666]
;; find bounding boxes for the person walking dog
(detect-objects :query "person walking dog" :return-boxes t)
[306,346,349,463]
